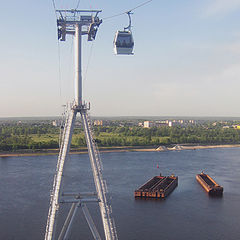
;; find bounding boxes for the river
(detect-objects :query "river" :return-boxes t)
[0,148,240,239]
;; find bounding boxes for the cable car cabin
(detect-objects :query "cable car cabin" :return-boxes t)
[114,30,134,55]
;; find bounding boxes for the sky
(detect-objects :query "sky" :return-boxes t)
[1,0,240,117]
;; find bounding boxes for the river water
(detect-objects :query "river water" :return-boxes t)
[0,148,240,240]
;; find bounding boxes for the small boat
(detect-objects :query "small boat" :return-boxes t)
[134,174,178,199]
[196,172,223,196]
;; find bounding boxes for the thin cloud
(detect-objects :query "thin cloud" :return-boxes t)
[204,0,240,16]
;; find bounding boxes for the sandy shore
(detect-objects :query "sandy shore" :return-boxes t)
[180,144,240,150]
[157,144,240,151]
[1,144,240,157]
[0,147,147,157]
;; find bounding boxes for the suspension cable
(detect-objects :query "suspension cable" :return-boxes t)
[51,0,57,11]
[57,42,63,102]
[51,0,57,17]
[130,0,153,12]
[51,0,64,110]
[83,41,95,86]
[75,0,81,10]
[103,0,153,20]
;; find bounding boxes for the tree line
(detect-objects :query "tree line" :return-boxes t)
[1,123,240,151]
[92,125,240,146]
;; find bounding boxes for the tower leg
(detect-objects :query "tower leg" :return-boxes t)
[45,109,77,240]
[81,110,118,240]
[45,107,117,240]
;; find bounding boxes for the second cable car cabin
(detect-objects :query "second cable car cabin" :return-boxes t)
[113,11,134,55]
[114,30,134,55]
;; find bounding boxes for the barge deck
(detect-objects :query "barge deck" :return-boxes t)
[134,175,178,199]
[196,172,223,196]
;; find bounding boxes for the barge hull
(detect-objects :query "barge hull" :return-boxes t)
[135,175,178,199]
[196,173,223,196]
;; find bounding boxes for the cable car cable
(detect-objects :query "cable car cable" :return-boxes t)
[75,0,81,10]
[51,0,58,19]
[83,41,95,84]
[51,0,57,12]
[57,42,63,102]
[129,0,153,12]
[103,0,153,20]
[51,0,64,108]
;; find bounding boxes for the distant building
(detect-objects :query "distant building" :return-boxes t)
[155,120,168,127]
[189,120,195,124]
[52,120,59,127]
[144,121,153,128]
[171,120,180,126]
[94,120,103,126]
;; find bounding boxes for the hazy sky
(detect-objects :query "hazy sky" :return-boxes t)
[1,0,240,117]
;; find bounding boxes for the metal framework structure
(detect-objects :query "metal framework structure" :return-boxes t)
[44,10,118,240]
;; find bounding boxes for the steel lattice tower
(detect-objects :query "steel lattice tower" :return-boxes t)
[44,10,118,240]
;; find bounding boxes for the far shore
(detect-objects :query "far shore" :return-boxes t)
[1,144,240,157]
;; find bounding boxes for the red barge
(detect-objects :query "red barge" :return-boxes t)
[196,172,223,196]
[134,175,178,199]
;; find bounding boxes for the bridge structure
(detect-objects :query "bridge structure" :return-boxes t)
[44,9,118,240]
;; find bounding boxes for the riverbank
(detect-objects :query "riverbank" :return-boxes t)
[0,146,153,157]
[1,144,240,157]
[166,144,240,151]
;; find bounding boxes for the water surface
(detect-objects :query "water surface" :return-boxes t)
[0,148,240,239]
